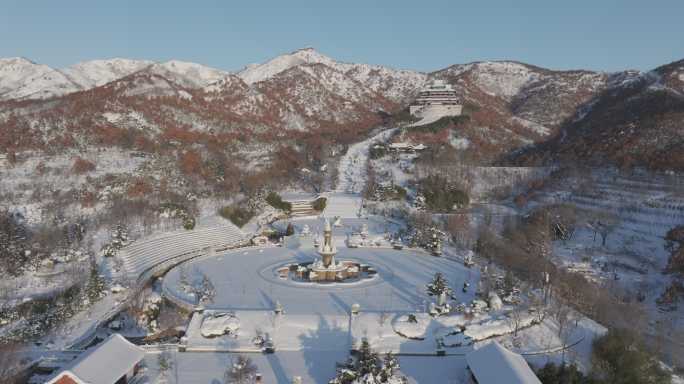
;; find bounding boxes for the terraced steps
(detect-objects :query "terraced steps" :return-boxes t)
[116,223,248,280]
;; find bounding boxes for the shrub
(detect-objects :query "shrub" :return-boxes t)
[369,144,388,159]
[312,197,327,212]
[182,215,196,230]
[178,150,202,176]
[71,157,96,174]
[665,225,684,274]
[127,177,153,198]
[536,362,589,384]
[410,115,470,134]
[591,328,670,384]
[219,205,254,228]
[418,175,469,212]
[656,281,684,309]
[265,192,292,212]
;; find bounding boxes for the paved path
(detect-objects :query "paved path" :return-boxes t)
[324,128,396,219]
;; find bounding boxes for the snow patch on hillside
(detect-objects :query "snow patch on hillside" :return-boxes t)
[0,57,81,100]
[238,48,339,85]
[511,117,551,136]
[237,48,426,103]
[146,60,229,88]
[61,58,153,88]
[471,62,539,98]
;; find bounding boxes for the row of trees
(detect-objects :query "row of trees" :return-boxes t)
[537,328,671,384]
[415,174,469,212]
[471,203,675,381]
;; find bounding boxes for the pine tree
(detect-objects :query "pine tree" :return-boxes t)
[356,339,380,377]
[111,223,128,249]
[426,272,452,297]
[199,274,216,304]
[379,352,399,382]
[86,266,106,303]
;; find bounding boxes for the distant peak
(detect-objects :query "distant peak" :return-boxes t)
[0,56,37,65]
[291,47,331,59]
[294,47,317,53]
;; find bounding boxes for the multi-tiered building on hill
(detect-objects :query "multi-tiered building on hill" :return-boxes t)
[409,79,463,117]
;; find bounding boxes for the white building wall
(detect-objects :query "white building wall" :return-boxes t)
[410,104,463,118]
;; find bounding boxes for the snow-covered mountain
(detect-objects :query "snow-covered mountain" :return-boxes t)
[237,48,340,85]
[237,48,427,103]
[3,48,680,169]
[511,58,684,170]
[0,57,81,100]
[0,57,230,101]
[0,48,424,103]
[61,58,154,88]
[144,60,230,88]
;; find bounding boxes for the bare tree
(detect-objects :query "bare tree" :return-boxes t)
[587,211,620,247]
[551,297,579,364]
[506,304,526,345]
[224,355,258,384]
[0,342,25,384]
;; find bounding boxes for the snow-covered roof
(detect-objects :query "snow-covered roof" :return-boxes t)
[47,334,144,384]
[465,341,541,384]
[389,142,412,149]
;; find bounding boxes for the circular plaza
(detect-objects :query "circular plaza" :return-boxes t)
[162,234,479,315]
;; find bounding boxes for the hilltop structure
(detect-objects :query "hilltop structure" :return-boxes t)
[409,79,463,117]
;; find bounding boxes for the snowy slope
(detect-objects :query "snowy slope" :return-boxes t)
[453,61,540,99]
[144,60,230,88]
[237,48,426,103]
[237,48,340,85]
[0,57,81,100]
[0,57,229,101]
[61,58,153,88]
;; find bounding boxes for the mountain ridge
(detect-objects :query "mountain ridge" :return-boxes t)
[1,49,682,170]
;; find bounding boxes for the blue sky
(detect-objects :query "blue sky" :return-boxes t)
[1,0,683,72]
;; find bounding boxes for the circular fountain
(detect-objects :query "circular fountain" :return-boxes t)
[277,218,377,284]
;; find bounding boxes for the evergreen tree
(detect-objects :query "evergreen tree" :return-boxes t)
[85,266,106,303]
[111,223,128,249]
[199,274,216,304]
[285,223,295,236]
[426,272,452,297]
[356,339,381,377]
[379,352,399,382]
[330,343,407,384]
[536,362,589,384]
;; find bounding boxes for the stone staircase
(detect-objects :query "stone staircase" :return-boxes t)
[289,200,318,217]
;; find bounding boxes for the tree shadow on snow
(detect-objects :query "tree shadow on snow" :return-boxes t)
[298,314,350,381]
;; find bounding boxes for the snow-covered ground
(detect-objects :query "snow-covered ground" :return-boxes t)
[163,239,479,315]
[409,105,455,127]
[322,127,398,219]
[141,350,466,384]
[535,170,684,324]
[0,148,146,222]
[334,128,397,195]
